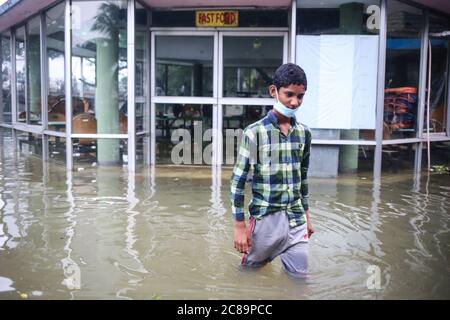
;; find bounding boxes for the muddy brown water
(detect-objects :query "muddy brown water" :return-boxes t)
[0,131,449,299]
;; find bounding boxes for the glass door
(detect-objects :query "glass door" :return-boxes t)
[151,31,217,165]
[218,32,287,166]
[150,30,287,166]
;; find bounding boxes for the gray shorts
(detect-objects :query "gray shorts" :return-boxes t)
[241,210,309,277]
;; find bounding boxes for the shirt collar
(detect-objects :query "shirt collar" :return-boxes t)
[267,109,297,129]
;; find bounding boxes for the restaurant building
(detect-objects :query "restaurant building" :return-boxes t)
[0,0,449,177]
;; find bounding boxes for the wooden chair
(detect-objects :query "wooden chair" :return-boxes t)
[48,97,84,116]
[73,112,97,145]
[73,99,96,146]
[119,112,127,134]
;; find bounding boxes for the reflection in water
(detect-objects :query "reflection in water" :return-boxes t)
[60,171,81,296]
[0,128,449,299]
[204,165,228,289]
[0,276,15,293]
[115,170,151,299]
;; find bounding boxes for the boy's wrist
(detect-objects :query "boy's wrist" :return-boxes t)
[234,220,246,227]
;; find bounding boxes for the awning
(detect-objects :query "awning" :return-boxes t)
[0,0,58,32]
[141,0,291,9]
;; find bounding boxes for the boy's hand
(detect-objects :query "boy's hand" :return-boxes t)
[305,209,314,238]
[307,221,315,238]
[234,220,251,254]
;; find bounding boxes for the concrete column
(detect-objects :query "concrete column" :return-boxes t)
[96,34,120,164]
[339,2,364,173]
[339,130,359,173]
[28,34,41,116]
[90,3,123,165]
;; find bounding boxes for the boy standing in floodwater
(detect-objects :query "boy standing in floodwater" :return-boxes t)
[230,63,314,278]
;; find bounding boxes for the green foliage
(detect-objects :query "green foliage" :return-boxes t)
[91,2,121,39]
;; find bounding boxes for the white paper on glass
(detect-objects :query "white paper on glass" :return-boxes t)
[296,35,379,130]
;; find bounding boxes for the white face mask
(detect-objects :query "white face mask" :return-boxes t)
[274,89,297,118]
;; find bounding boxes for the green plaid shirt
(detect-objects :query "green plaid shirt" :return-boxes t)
[230,110,312,228]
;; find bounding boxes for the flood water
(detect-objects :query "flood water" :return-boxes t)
[0,130,449,300]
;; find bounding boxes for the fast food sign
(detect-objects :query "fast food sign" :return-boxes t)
[196,11,239,27]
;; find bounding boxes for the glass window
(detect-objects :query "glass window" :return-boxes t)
[71,0,127,131]
[26,16,42,125]
[71,0,127,165]
[297,1,380,35]
[382,143,417,173]
[156,103,212,164]
[155,36,213,97]
[223,36,283,98]
[425,14,449,134]
[222,104,271,165]
[136,2,149,134]
[423,141,450,170]
[1,34,12,124]
[15,26,26,123]
[296,0,380,142]
[135,134,150,167]
[73,138,128,168]
[46,2,66,131]
[339,145,375,175]
[48,135,66,165]
[384,1,423,140]
[16,131,43,157]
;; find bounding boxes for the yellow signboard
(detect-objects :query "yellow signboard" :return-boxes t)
[196,11,239,27]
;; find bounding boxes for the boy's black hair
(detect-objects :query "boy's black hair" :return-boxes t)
[273,63,307,90]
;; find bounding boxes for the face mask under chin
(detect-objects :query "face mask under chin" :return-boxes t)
[274,90,297,118]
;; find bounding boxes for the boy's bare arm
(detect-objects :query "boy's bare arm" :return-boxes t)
[306,209,314,238]
[230,129,254,253]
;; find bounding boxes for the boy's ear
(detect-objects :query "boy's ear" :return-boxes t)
[268,85,277,98]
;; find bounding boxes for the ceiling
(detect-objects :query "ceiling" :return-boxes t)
[0,0,56,32]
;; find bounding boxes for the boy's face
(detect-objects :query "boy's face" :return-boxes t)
[269,84,306,110]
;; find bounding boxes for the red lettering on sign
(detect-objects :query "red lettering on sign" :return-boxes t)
[197,11,237,26]
[224,12,229,24]
[229,12,236,24]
